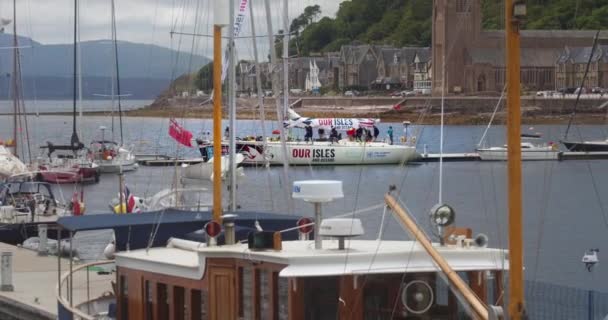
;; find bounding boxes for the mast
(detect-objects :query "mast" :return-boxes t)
[264,0,293,213]
[77,0,83,138]
[228,0,237,211]
[70,0,80,149]
[212,15,225,223]
[248,0,269,165]
[11,0,17,158]
[282,0,288,117]
[111,0,124,146]
[506,0,525,318]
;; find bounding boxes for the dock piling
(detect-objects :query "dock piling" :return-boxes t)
[38,224,48,256]
[1,252,14,291]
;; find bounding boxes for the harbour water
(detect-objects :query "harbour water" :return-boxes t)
[0,112,607,295]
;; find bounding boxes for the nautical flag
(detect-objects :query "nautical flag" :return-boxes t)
[393,103,402,110]
[168,118,193,147]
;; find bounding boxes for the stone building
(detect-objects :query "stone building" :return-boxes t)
[431,0,608,94]
[336,45,430,90]
[555,45,608,89]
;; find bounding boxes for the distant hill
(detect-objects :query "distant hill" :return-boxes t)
[0,34,209,99]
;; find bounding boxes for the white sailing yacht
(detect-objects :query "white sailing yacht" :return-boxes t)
[88,0,137,174]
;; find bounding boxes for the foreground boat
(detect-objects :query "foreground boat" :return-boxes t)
[236,139,418,165]
[0,181,71,244]
[477,142,559,161]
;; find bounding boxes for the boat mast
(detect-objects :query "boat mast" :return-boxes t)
[111,0,124,146]
[11,0,18,159]
[228,0,237,211]
[70,0,80,150]
[506,0,525,318]
[264,0,293,213]
[212,5,226,223]
[248,0,269,165]
[77,0,83,139]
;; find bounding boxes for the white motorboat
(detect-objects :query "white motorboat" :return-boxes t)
[477,142,559,161]
[0,145,28,178]
[236,139,418,165]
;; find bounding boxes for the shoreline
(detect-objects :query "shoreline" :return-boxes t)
[1,107,606,125]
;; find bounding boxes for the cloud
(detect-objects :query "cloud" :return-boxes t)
[5,0,342,60]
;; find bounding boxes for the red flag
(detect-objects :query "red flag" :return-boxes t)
[169,119,193,147]
[393,103,402,110]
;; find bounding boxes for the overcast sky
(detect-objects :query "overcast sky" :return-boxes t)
[1,0,342,59]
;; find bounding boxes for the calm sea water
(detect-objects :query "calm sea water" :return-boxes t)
[0,110,607,293]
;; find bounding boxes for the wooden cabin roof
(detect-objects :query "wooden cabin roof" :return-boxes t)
[115,238,507,279]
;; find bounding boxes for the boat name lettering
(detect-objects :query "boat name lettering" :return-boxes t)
[292,148,336,160]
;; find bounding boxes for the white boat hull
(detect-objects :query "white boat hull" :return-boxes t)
[237,140,418,165]
[182,154,245,180]
[96,159,138,173]
[477,148,559,161]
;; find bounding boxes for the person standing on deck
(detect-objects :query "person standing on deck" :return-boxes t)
[373,125,380,141]
[388,126,394,145]
[304,125,313,142]
[224,127,230,140]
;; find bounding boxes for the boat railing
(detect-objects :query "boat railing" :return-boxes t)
[57,259,114,320]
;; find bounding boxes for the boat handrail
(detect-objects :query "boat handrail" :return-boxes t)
[57,259,114,320]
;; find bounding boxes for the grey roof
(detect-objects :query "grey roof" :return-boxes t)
[556,45,608,64]
[467,47,562,67]
[413,47,431,63]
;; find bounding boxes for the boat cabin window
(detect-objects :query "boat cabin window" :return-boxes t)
[276,273,288,320]
[145,280,153,320]
[157,283,169,320]
[303,277,339,320]
[260,270,271,319]
[238,267,253,320]
[119,275,128,320]
[174,286,186,320]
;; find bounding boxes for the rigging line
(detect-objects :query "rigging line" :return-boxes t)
[438,55,446,205]
[477,85,507,148]
[564,30,601,140]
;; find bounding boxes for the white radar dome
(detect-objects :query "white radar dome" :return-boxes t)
[292,180,344,203]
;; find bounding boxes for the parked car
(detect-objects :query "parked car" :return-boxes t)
[400,90,416,97]
[557,87,577,94]
[344,90,360,97]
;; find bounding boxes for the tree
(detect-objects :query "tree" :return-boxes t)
[194,62,213,91]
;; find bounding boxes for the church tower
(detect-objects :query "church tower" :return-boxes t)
[432,0,482,95]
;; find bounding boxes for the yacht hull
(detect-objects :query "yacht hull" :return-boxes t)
[236,140,418,165]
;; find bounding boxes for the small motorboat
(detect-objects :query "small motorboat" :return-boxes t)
[561,139,608,152]
[89,127,138,173]
[582,248,599,272]
[477,142,559,161]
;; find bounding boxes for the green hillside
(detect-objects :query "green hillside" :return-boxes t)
[290,0,608,56]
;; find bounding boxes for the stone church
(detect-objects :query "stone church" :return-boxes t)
[431,0,608,95]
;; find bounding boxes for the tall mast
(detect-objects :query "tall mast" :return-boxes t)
[281,0,288,117]
[228,0,237,211]
[506,0,525,318]
[11,0,17,158]
[111,0,124,146]
[77,0,83,139]
[264,0,293,213]
[212,22,224,223]
[248,0,269,165]
[70,0,80,149]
